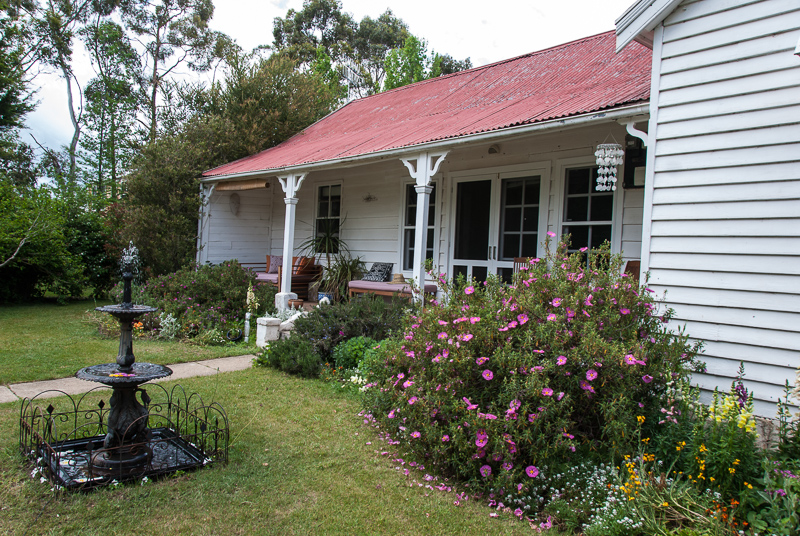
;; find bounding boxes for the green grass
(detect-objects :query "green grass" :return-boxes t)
[0,369,538,535]
[0,301,549,534]
[0,300,253,385]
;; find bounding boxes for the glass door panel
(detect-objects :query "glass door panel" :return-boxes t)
[452,179,495,284]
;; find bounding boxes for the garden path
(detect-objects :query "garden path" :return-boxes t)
[0,355,254,404]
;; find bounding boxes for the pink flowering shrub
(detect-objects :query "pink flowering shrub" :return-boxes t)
[362,240,702,489]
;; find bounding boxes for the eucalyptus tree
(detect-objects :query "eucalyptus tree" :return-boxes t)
[80,18,141,199]
[119,0,226,143]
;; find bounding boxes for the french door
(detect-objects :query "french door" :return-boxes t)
[451,173,544,284]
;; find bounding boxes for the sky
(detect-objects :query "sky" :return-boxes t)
[23,0,637,151]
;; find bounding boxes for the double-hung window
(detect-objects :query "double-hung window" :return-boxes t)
[562,167,613,251]
[316,184,341,253]
[402,183,436,271]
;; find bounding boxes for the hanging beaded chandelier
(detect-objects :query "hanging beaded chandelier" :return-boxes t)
[594,143,624,191]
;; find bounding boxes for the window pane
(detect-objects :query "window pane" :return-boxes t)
[505,180,523,205]
[330,184,341,197]
[567,169,590,194]
[472,266,488,284]
[497,267,513,284]
[331,196,340,218]
[564,225,589,250]
[502,233,520,259]
[590,195,613,221]
[566,197,588,222]
[406,205,416,227]
[453,265,468,281]
[592,225,612,248]
[524,178,540,205]
[454,180,492,260]
[504,207,522,232]
[403,229,415,270]
[523,207,538,232]
[521,234,537,257]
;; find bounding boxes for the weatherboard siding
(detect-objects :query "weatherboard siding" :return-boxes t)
[203,187,272,269]
[646,0,800,413]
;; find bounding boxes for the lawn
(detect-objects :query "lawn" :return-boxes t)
[0,302,538,535]
[0,300,254,385]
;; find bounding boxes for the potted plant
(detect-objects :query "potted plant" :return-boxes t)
[320,252,365,303]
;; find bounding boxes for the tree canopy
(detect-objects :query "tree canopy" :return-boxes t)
[0,0,474,301]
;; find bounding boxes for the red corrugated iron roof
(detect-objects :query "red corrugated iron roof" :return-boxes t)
[203,31,651,178]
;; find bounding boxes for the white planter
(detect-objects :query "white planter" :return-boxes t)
[256,317,282,347]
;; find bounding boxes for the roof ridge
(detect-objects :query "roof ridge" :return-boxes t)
[356,30,617,101]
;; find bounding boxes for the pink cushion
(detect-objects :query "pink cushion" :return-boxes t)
[348,280,437,294]
[256,272,279,284]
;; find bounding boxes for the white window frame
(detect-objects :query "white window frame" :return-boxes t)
[553,155,623,255]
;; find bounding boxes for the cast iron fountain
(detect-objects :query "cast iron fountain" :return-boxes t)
[20,243,229,490]
[75,243,172,474]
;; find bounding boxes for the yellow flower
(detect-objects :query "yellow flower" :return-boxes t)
[728,467,736,474]
[662,502,669,507]
[699,444,708,453]
[744,482,753,489]
[637,415,645,424]
[733,459,740,465]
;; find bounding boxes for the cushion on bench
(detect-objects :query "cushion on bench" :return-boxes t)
[348,280,437,295]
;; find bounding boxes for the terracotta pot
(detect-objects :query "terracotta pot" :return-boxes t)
[288,299,304,309]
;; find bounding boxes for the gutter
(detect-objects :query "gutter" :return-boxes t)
[200,103,651,183]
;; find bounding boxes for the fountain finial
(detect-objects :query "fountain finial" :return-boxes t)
[120,242,140,309]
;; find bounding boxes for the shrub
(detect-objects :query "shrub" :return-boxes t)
[361,239,701,493]
[332,336,377,370]
[112,260,277,339]
[255,336,321,378]
[292,295,409,361]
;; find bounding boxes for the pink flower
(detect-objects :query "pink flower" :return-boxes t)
[465,286,475,295]
[580,380,595,392]
[470,316,481,324]
[502,462,513,471]
[547,231,556,237]
[620,308,631,315]
[507,320,518,329]
[438,332,447,339]
[438,320,449,325]
[402,380,413,389]
[462,397,478,410]
[460,333,474,342]
[482,369,494,381]
[480,465,492,477]
[408,396,418,405]
[624,354,637,365]
[542,388,553,397]
[411,431,421,438]
[388,410,396,418]
[517,313,529,325]
[556,355,567,366]
[476,437,488,448]
[514,508,523,518]
[476,356,489,365]
[586,369,598,381]
[642,374,653,383]
[442,435,450,442]
[557,392,565,401]
[525,465,539,478]
[579,246,588,252]
[551,298,562,307]
[547,313,557,322]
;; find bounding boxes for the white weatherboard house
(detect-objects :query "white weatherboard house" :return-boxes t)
[616,0,800,415]
[199,5,799,415]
